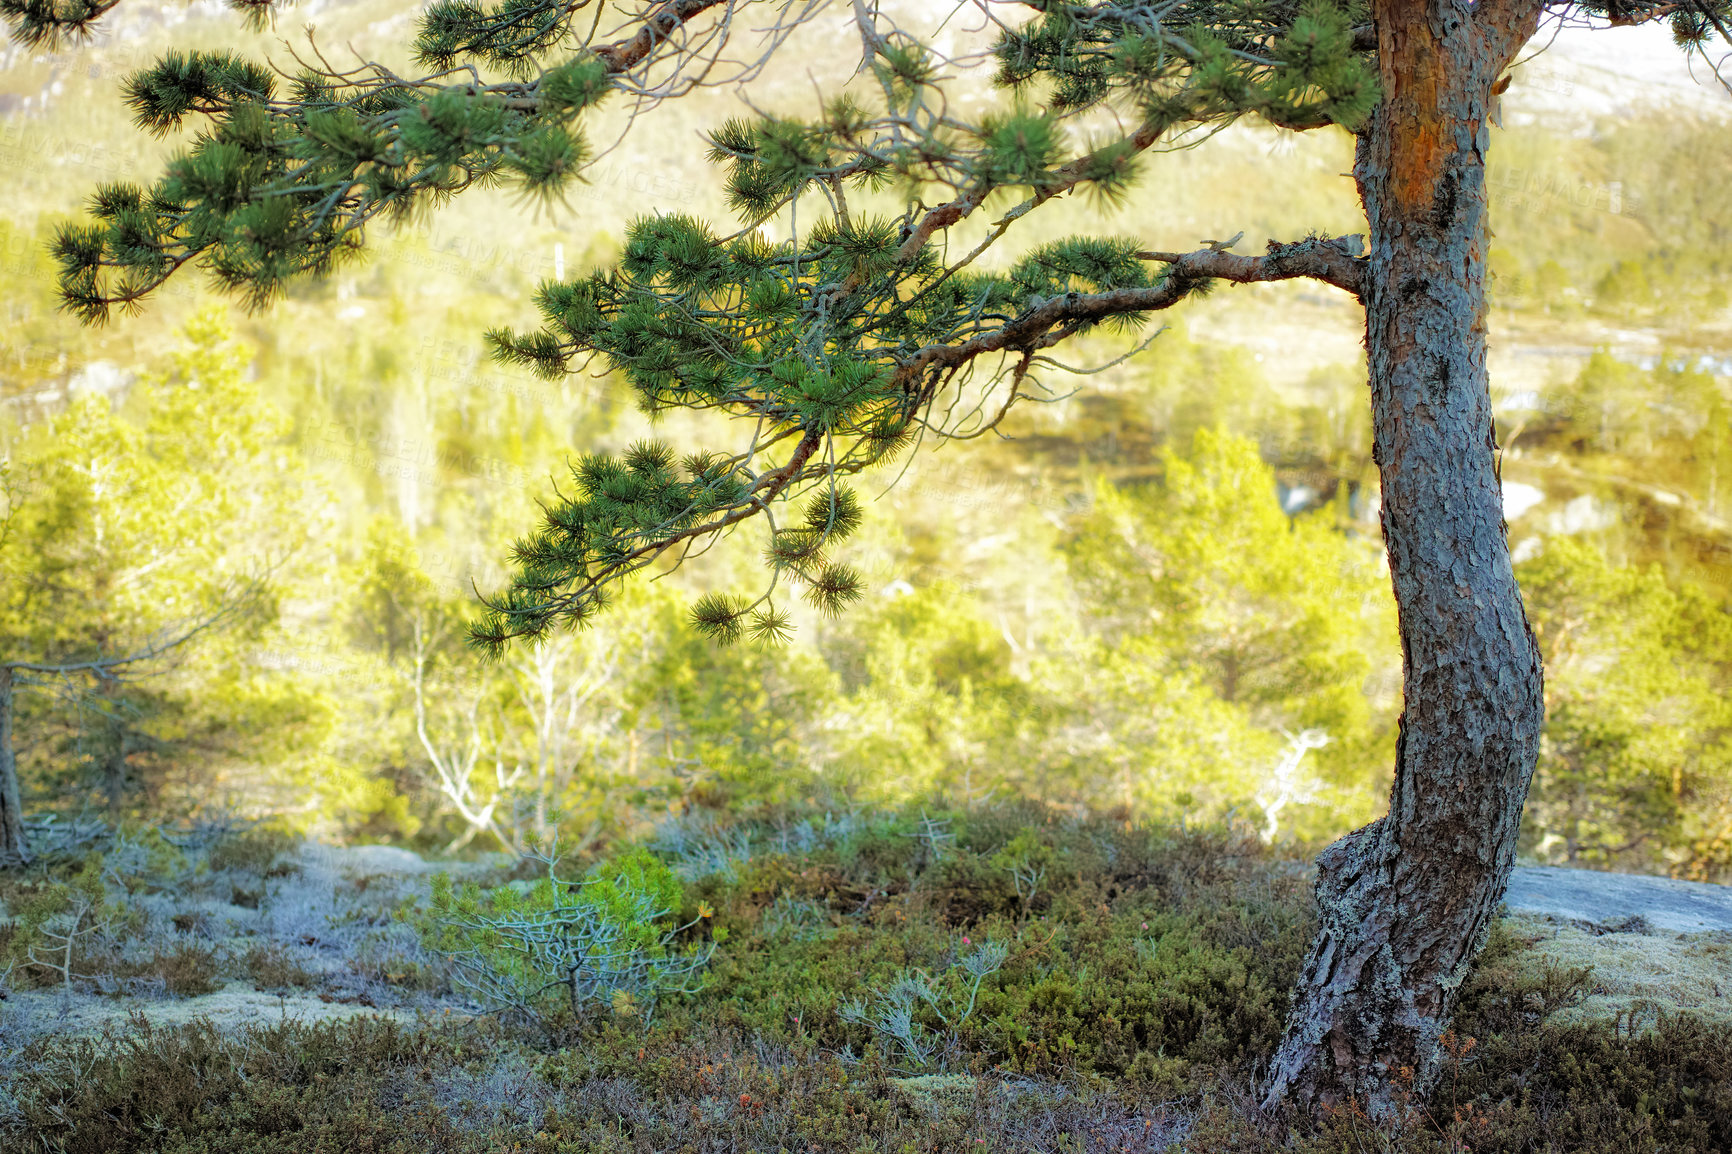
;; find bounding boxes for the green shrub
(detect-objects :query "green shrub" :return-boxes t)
[987,828,1059,916]
[5,856,129,992]
[412,846,715,1017]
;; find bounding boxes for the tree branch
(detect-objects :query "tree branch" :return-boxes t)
[899,233,1364,386]
[594,0,732,72]
[1136,235,1367,297]
[484,427,824,636]
[893,120,1168,269]
[3,593,257,677]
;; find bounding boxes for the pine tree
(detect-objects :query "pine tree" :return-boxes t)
[18,0,1732,1120]
[0,317,297,861]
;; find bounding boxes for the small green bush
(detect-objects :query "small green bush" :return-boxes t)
[5,856,129,992]
[987,828,1058,915]
[412,846,715,1017]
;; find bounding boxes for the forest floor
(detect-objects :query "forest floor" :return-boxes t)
[3,813,1731,1153]
[0,840,490,1049]
[7,852,1728,1044]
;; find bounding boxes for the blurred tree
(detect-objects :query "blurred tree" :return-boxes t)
[627,614,834,813]
[1569,351,1651,455]
[1517,538,1732,877]
[1520,352,1730,525]
[350,522,812,848]
[1070,430,1388,730]
[1535,259,1576,315]
[0,315,317,858]
[29,0,1732,1118]
[0,627,232,863]
[1063,429,1396,825]
[824,581,1036,805]
[1593,260,1656,315]
[351,524,525,851]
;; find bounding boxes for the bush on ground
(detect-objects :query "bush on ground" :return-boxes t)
[410,846,715,1018]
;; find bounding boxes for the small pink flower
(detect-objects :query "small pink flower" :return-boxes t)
[1141,922,1148,930]
[962,936,971,945]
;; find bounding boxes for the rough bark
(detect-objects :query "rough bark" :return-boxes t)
[0,665,29,865]
[1260,0,1546,1119]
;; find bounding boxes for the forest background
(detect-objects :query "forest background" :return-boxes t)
[3,1,1731,881]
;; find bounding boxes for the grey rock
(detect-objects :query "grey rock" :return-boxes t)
[1505,866,1732,934]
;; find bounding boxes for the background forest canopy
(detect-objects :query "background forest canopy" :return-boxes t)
[0,0,1729,882]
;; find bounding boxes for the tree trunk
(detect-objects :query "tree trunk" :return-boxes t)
[0,666,30,865]
[1261,0,1545,1119]
[98,674,129,814]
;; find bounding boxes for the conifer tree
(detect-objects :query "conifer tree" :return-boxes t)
[19,0,1732,1120]
[0,319,297,861]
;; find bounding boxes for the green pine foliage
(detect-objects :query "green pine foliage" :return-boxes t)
[52,35,610,321]
[0,0,119,48]
[411,847,715,1016]
[41,0,1397,650]
[993,0,1379,130]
